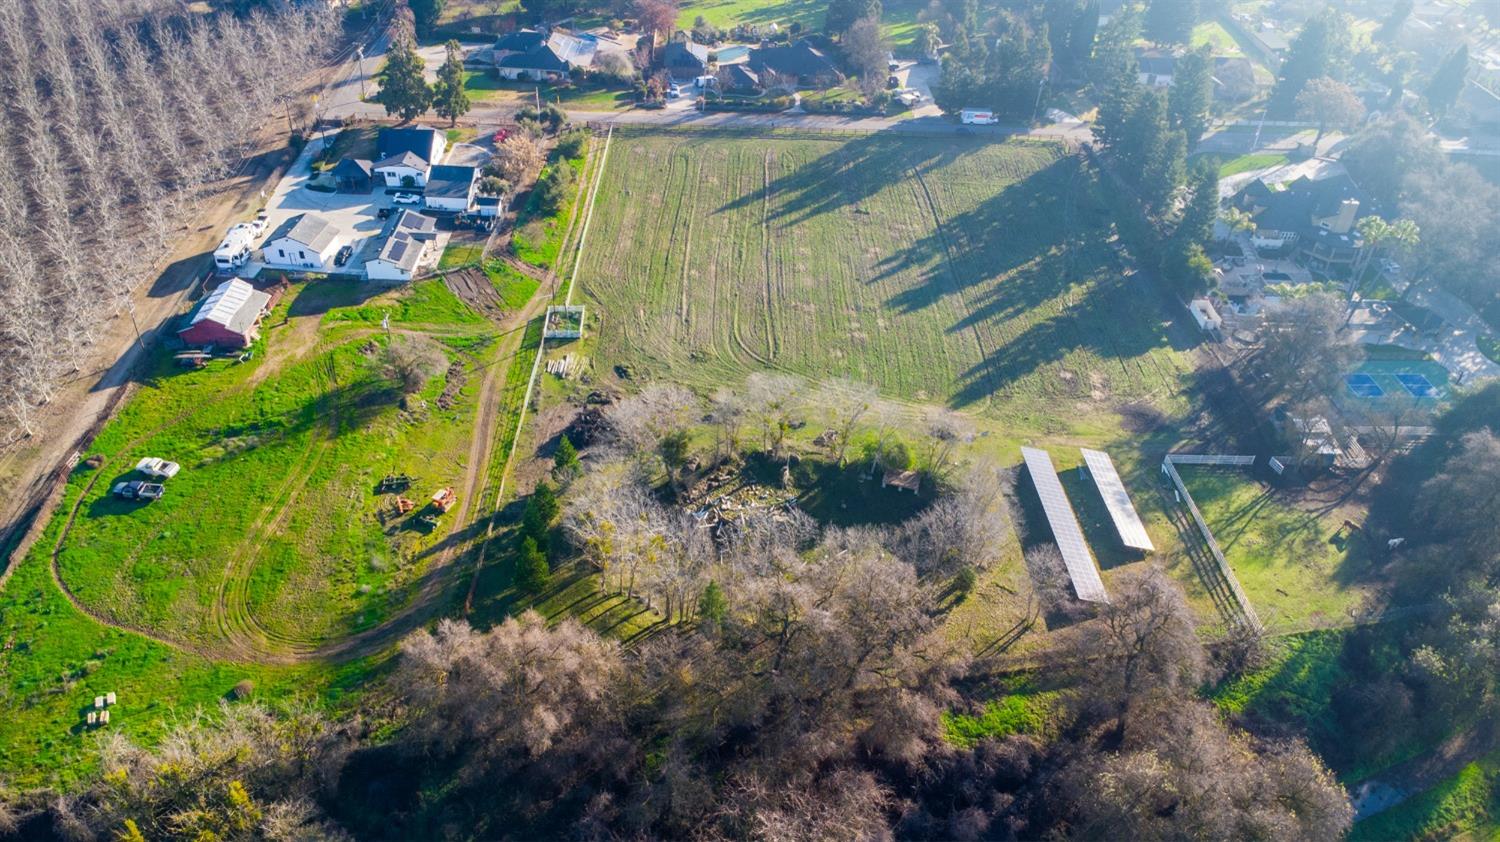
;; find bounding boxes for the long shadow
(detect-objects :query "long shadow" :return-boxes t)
[709,132,982,227]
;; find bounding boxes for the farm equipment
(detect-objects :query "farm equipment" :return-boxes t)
[378,474,413,493]
[430,487,458,513]
[417,513,441,530]
[112,480,165,501]
[395,496,416,514]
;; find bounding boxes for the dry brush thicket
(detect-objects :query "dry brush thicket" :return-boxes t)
[0,0,336,439]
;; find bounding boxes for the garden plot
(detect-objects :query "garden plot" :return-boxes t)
[575,132,1194,435]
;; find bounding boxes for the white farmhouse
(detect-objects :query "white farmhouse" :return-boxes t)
[373,151,430,188]
[423,165,478,213]
[365,231,427,282]
[263,213,343,270]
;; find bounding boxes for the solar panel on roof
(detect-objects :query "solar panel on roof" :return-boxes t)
[1021,447,1109,603]
[1081,449,1155,552]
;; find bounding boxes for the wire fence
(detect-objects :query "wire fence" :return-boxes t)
[1161,457,1263,632]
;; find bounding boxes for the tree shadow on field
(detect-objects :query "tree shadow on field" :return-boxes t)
[709,132,982,227]
[877,156,1080,323]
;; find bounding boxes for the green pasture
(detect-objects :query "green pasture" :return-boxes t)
[575,131,1195,439]
[1177,467,1380,631]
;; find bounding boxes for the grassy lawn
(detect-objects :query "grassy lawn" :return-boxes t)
[484,259,543,309]
[1177,468,1380,630]
[313,126,379,172]
[575,131,1195,437]
[439,240,487,269]
[0,279,510,787]
[463,70,636,111]
[1193,151,1290,178]
[943,689,1060,747]
[1190,20,1245,56]
[1352,752,1500,842]
[51,281,495,652]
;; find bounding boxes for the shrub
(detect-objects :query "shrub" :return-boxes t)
[230,680,254,700]
[533,163,575,215]
[555,129,587,159]
[954,565,979,600]
[515,537,550,593]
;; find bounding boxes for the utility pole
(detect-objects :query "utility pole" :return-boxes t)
[356,46,367,100]
[534,86,541,110]
[1031,76,1046,125]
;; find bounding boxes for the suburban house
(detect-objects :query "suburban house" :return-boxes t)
[496,44,571,81]
[663,41,710,81]
[178,279,271,348]
[493,28,547,60]
[718,63,761,93]
[373,126,445,186]
[374,151,429,188]
[263,213,343,270]
[378,126,445,166]
[423,165,478,213]
[331,157,373,193]
[494,31,596,82]
[1137,50,1176,87]
[1230,172,1372,274]
[746,41,841,89]
[366,231,427,282]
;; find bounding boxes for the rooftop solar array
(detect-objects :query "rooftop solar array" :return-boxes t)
[1021,447,1109,603]
[1081,448,1155,552]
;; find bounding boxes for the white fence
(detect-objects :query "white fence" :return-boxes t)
[1161,457,1263,632]
[1164,453,1256,467]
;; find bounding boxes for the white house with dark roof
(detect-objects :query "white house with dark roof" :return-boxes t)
[365,231,428,282]
[263,213,344,270]
[423,165,478,213]
[374,151,431,188]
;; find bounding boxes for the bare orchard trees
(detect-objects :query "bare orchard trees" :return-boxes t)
[888,463,1012,579]
[0,0,336,440]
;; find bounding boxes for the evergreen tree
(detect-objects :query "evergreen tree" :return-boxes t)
[375,36,433,123]
[1043,0,1080,67]
[1144,0,1197,44]
[985,13,1052,118]
[1116,88,1168,175]
[1168,44,1213,146]
[825,0,881,36]
[1426,45,1468,117]
[554,434,580,471]
[409,0,445,37]
[1175,162,1219,249]
[432,40,471,127]
[1142,128,1187,210]
[515,537,551,593]
[1068,0,1100,66]
[698,580,728,625]
[1089,3,1139,86]
[1269,10,1351,116]
[519,481,559,550]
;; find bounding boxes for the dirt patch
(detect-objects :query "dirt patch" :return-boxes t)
[443,267,504,320]
[436,359,467,410]
[1118,401,1168,435]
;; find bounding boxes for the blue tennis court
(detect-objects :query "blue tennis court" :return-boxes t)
[1346,374,1384,398]
[1396,373,1438,397]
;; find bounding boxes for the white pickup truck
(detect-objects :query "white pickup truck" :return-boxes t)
[134,457,180,479]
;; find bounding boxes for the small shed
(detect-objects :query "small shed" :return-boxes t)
[332,157,373,193]
[475,195,503,218]
[178,279,272,349]
[1189,298,1222,332]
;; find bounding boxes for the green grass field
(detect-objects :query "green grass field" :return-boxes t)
[1352,752,1500,842]
[576,131,1194,439]
[1178,467,1380,630]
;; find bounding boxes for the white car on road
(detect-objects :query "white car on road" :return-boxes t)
[135,457,180,479]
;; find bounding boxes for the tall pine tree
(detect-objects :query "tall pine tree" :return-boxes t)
[1168,45,1213,146]
[432,40,471,127]
[375,36,432,123]
[1069,0,1100,66]
[1269,10,1351,116]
